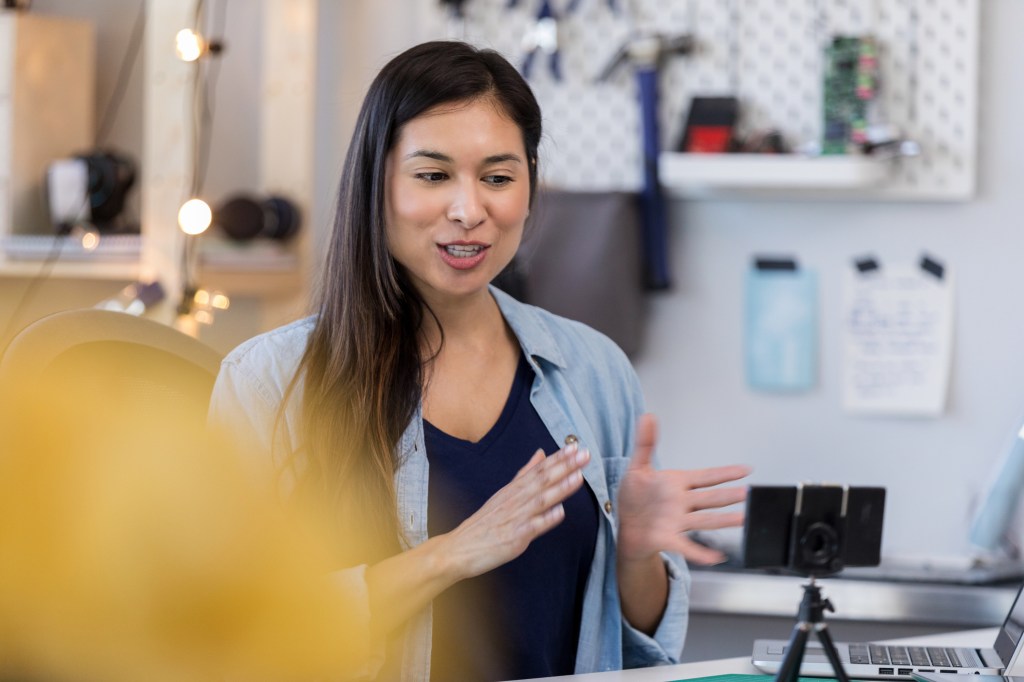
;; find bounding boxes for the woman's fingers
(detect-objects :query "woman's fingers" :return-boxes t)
[447,445,591,579]
[514,449,547,478]
[627,414,658,472]
[684,485,749,512]
[679,509,746,532]
[683,464,753,489]
[526,447,589,512]
[522,501,567,537]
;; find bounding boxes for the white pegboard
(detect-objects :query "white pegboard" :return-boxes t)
[430,0,978,200]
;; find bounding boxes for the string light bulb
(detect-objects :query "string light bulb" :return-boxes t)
[185,288,231,326]
[178,198,212,236]
[191,288,231,312]
[175,28,206,62]
[68,224,101,251]
[210,292,230,310]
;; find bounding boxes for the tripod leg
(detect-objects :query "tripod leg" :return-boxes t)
[815,624,851,682]
[774,622,811,682]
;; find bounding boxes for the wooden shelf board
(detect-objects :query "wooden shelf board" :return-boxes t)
[659,152,894,196]
[0,258,140,281]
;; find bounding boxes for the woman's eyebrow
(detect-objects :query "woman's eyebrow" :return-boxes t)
[402,150,523,165]
[404,149,452,162]
[482,153,523,165]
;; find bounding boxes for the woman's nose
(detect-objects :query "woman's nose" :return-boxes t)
[446,182,486,229]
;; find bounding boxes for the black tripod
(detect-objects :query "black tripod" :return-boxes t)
[774,578,851,682]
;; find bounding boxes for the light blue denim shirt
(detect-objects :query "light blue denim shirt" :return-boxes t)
[208,286,690,681]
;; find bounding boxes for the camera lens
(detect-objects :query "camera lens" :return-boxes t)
[799,522,841,572]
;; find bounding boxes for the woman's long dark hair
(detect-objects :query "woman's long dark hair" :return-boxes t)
[290,42,542,565]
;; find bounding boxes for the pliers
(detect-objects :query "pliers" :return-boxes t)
[519,0,561,80]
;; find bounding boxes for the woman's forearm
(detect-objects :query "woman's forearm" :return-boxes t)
[364,534,463,640]
[616,551,668,635]
[364,445,589,639]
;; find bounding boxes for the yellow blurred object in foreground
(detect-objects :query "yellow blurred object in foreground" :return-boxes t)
[0,358,369,681]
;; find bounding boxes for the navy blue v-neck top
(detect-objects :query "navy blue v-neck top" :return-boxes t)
[424,353,599,681]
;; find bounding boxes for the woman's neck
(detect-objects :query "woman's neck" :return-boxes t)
[416,287,522,440]
[417,287,510,360]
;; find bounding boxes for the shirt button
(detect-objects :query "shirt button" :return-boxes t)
[604,500,613,514]
[564,434,578,445]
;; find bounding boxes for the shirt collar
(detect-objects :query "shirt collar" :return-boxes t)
[490,285,568,369]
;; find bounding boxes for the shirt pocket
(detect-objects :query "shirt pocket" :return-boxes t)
[602,456,631,497]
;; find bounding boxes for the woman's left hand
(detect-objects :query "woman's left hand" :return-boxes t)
[616,414,751,566]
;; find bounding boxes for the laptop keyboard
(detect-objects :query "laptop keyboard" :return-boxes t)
[849,644,965,667]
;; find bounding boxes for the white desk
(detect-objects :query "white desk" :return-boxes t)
[523,628,998,682]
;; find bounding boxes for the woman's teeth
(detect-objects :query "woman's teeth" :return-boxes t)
[444,245,484,258]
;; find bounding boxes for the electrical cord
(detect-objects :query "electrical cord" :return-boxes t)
[96,0,146,146]
[196,0,227,195]
[1,228,72,351]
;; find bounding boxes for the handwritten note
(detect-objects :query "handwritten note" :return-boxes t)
[842,262,954,416]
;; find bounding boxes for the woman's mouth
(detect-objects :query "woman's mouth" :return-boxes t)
[437,243,489,270]
[443,244,485,258]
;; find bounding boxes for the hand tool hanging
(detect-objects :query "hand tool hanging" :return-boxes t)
[437,0,469,38]
[599,33,693,290]
[517,0,563,80]
[512,0,615,80]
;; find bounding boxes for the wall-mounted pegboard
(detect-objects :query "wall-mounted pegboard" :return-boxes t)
[446,0,978,200]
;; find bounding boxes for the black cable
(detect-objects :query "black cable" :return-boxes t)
[180,0,209,316]
[2,164,101,345]
[1,232,70,349]
[96,0,146,146]
[196,0,228,195]
[189,58,203,198]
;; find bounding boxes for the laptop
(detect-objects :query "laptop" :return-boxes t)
[752,581,1024,679]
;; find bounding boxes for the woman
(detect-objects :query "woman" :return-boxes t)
[209,41,750,681]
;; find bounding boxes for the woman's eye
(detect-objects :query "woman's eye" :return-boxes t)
[483,175,513,187]
[415,172,447,183]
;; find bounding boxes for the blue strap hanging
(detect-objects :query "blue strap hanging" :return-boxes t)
[598,35,693,289]
[636,64,671,289]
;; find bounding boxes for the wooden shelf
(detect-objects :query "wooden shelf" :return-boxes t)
[197,266,303,297]
[0,234,141,280]
[0,234,301,296]
[196,236,302,296]
[0,258,140,281]
[659,152,895,197]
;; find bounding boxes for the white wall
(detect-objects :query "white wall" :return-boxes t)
[633,0,1024,561]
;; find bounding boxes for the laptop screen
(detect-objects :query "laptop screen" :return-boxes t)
[994,583,1024,665]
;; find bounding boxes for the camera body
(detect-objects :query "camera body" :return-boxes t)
[742,484,885,577]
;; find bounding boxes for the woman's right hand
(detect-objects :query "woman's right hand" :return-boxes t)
[364,444,589,642]
[438,443,590,581]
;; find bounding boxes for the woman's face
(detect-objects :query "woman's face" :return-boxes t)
[384,97,530,306]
